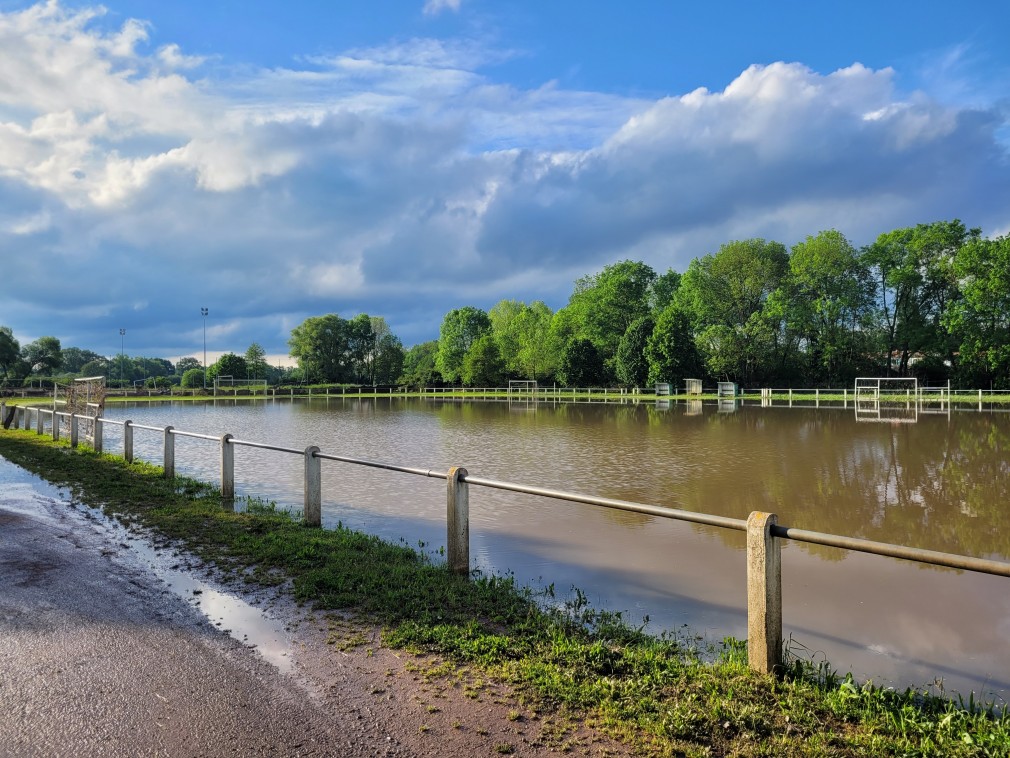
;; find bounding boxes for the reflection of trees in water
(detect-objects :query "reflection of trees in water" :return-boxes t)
[423,400,1010,561]
[681,410,1010,560]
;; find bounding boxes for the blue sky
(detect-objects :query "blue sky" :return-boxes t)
[1,1,1008,366]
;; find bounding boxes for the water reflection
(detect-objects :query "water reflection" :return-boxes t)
[101,398,1010,701]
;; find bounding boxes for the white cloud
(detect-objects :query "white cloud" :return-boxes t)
[423,0,463,17]
[0,2,1007,359]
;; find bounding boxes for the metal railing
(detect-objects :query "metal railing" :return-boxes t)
[4,400,1010,676]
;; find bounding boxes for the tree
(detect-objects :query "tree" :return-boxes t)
[676,240,788,332]
[399,341,442,387]
[22,336,62,375]
[207,353,248,384]
[61,347,103,374]
[650,269,682,313]
[346,314,376,383]
[566,260,657,365]
[461,334,505,386]
[489,299,526,376]
[0,327,21,380]
[675,239,789,383]
[134,357,172,378]
[436,307,492,384]
[245,343,268,380]
[181,368,205,388]
[175,356,203,375]
[944,234,1010,386]
[864,220,977,376]
[646,304,702,386]
[78,358,110,378]
[109,354,136,384]
[355,316,400,384]
[558,338,605,387]
[373,333,405,384]
[786,230,875,384]
[289,314,357,383]
[614,316,654,387]
[515,301,556,381]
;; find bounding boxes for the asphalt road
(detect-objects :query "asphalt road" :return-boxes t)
[0,458,410,757]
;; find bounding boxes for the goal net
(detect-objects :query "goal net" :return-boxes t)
[508,380,538,395]
[59,376,106,442]
[213,376,268,392]
[854,377,918,402]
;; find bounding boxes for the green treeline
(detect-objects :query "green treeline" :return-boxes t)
[400,220,1010,389]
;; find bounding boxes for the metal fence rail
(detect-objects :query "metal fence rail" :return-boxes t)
[4,400,1009,676]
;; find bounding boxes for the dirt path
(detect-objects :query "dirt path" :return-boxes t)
[0,457,632,757]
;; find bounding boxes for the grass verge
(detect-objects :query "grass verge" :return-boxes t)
[0,428,1007,756]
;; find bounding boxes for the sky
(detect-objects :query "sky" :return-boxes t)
[1,0,1009,367]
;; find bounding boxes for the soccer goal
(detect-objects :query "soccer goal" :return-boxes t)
[58,376,106,442]
[214,376,269,394]
[854,377,918,402]
[508,380,538,395]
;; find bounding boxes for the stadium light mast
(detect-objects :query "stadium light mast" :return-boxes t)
[119,328,126,386]
[201,307,209,389]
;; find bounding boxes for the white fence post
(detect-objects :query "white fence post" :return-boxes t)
[70,413,79,448]
[446,467,470,576]
[123,420,133,462]
[164,426,175,478]
[747,511,782,675]
[52,412,60,441]
[304,445,321,527]
[220,433,234,499]
[93,416,103,452]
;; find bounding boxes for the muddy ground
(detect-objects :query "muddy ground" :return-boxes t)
[0,456,634,757]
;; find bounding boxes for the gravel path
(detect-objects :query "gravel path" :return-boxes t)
[0,457,632,757]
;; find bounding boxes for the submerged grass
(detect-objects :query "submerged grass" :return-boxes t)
[1,428,1007,756]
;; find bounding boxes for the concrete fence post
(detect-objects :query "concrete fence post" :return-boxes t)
[446,467,470,576]
[163,426,175,478]
[13,406,21,430]
[123,420,133,462]
[303,445,321,527]
[220,434,234,499]
[0,402,5,426]
[70,413,79,448]
[52,412,60,441]
[746,511,782,675]
[93,417,103,452]
[37,408,45,435]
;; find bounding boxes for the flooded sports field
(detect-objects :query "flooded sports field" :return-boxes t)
[100,397,1010,702]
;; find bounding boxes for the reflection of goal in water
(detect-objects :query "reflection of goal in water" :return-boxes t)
[508,380,538,411]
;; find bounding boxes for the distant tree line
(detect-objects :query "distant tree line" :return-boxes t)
[0,331,287,390]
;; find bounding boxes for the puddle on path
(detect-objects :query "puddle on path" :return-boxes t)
[0,454,297,674]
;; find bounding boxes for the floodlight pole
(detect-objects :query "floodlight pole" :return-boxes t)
[201,307,209,389]
[119,328,126,386]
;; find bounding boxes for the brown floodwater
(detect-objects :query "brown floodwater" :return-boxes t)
[102,397,1010,702]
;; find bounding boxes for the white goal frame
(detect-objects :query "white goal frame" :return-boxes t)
[214,375,268,391]
[854,376,918,401]
[508,380,538,395]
